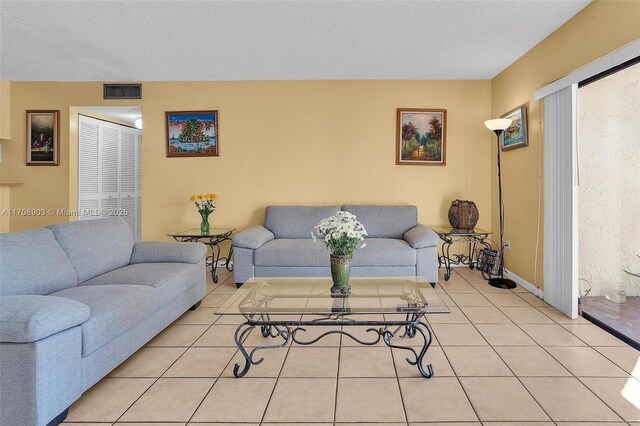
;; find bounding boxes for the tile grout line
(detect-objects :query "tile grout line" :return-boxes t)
[593,346,640,378]
[453,270,629,423]
[257,317,296,426]
[182,275,244,424]
[106,345,189,380]
[110,284,221,424]
[437,335,482,423]
[332,319,343,425]
[68,275,224,424]
[435,270,483,423]
[183,344,237,423]
[69,270,636,425]
[119,275,221,424]
[387,316,416,426]
[489,292,634,420]
[572,376,628,423]
[97,373,640,381]
[443,270,557,423]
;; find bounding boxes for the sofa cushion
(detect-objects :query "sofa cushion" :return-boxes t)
[51,285,157,356]
[130,242,206,264]
[342,205,418,239]
[255,239,329,267]
[0,295,90,343]
[403,224,439,248]
[0,228,78,296]
[80,263,197,306]
[254,238,416,267]
[352,238,416,267]
[264,205,341,239]
[48,217,134,283]
[233,225,275,250]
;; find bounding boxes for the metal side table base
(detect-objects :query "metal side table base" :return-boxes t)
[169,227,236,283]
[432,226,492,281]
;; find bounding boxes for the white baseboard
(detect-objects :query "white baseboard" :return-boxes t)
[504,268,544,298]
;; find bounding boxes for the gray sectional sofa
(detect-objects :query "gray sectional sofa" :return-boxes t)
[233,205,439,285]
[0,218,206,426]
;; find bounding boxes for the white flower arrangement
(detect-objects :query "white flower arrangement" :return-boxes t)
[312,211,367,257]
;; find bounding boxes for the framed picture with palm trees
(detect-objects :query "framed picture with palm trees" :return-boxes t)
[166,110,219,157]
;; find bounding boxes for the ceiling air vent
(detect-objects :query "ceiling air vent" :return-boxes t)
[103,84,142,100]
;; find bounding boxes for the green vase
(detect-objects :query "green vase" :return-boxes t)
[199,212,211,234]
[330,254,352,296]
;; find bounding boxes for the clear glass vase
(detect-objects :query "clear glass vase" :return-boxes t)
[199,211,211,234]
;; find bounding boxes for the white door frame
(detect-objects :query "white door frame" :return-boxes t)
[534,39,640,318]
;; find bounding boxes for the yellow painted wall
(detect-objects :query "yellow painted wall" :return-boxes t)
[1,79,14,230]
[491,0,640,288]
[0,79,10,140]
[1,83,140,230]
[2,80,493,241]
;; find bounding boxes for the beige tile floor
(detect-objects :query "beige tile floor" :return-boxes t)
[64,267,640,426]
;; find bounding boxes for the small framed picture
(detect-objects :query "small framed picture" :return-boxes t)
[500,103,528,151]
[396,108,447,166]
[166,111,219,158]
[26,110,59,166]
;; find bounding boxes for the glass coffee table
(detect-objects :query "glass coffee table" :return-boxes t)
[216,276,449,378]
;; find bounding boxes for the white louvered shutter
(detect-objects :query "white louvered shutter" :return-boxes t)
[100,126,120,198]
[120,129,137,236]
[78,118,100,220]
[78,115,142,239]
[135,133,142,240]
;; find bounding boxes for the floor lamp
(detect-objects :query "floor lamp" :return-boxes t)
[484,118,517,290]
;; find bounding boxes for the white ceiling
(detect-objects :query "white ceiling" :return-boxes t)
[0,0,590,81]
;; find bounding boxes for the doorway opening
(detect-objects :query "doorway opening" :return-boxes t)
[578,60,640,348]
[74,106,142,240]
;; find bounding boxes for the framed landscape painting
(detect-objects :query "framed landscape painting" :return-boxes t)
[396,108,447,166]
[166,111,219,158]
[500,103,528,151]
[26,110,59,166]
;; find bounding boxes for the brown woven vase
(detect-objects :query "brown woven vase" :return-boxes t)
[448,199,479,230]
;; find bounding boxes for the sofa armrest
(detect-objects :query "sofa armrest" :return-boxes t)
[233,225,275,250]
[130,241,207,264]
[403,224,439,249]
[0,295,90,343]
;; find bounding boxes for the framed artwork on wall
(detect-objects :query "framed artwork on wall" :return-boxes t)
[500,103,528,151]
[26,110,59,166]
[396,108,447,166]
[166,110,219,158]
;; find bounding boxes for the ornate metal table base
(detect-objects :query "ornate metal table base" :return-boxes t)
[233,313,435,378]
[172,231,234,283]
[207,240,234,284]
[435,230,491,281]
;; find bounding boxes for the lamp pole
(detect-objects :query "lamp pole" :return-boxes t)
[484,119,517,289]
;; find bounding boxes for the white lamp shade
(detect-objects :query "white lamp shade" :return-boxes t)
[484,118,512,131]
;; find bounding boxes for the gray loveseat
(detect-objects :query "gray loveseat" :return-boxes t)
[0,217,206,426]
[233,205,439,285]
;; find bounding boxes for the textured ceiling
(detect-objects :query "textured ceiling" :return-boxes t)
[0,0,590,81]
